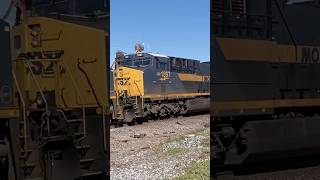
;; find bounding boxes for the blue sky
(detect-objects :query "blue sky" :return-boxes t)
[0,0,210,62]
[111,0,210,62]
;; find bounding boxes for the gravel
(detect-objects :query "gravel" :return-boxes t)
[110,114,210,180]
[162,134,208,151]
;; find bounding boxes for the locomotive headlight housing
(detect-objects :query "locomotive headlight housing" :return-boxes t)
[36,94,45,108]
[31,25,41,36]
[29,25,41,47]
[31,37,41,46]
[31,29,39,37]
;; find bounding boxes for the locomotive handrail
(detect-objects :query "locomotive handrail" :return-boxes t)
[77,61,101,107]
[24,60,51,135]
[134,81,143,97]
[76,107,87,142]
[12,70,28,150]
[102,104,107,150]
[61,60,85,105]
[61,61,87,141]
[24,60,49,113]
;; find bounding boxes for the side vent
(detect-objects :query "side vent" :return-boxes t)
[231,0,246,15]
[212,0,246,17]
[212,0,224,18]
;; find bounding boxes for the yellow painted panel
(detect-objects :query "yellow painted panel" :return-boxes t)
[113,66,144,97]
[216,37,296,63]
[216,37,320,64]
[0,108,19,118]
[177,73,209,82]
[11,17,108,108]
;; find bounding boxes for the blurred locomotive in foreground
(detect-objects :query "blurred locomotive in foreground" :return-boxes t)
[111,44,210,124]
[0,0,109,179]
[212,0,320,177]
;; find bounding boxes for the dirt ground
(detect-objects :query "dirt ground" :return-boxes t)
[110,114,210,180]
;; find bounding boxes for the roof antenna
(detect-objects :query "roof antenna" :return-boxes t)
[135,43,144,56]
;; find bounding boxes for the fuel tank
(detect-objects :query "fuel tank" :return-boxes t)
[225,117,320,165]
[184,98,210,114]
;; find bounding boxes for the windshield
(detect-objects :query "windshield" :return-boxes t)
[120,60,132,66]
[133,58,151,67]
[120,57,151,68]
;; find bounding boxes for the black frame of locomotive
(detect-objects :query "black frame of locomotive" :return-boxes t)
[212,0,320,178]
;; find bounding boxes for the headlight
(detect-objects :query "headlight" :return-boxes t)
[31,38,40,46]
[31,29,39,37]
[29,25,41,47]
[31,26,40,36]
[36,94,44,107]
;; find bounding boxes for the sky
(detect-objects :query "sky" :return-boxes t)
[111,0,210,62]
[0,0,210,62]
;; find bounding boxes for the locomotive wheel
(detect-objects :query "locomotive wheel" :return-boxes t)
[136,118,143,124]
[127,121,135,126]
[124,109,135,123]
[115,123,124,128]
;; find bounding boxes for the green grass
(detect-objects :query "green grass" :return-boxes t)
[193,128,210,137]
[166,147,188,156]
[162,128,210,179]
[165,134,187,144]
[165,128,210,144]
[163,128,210,156]
[196,128,210,154]
[201,147,210,155]
[174,160,210,180]
[200,136,210,153]
[200,139,210,148]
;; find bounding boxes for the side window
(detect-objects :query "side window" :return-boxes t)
[156,58,168,70]
[158,62,167,70]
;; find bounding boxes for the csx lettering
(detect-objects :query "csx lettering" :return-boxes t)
[118,80,130,86]
[160,71,170,81]
[301,47,320,63]
[117,77,130,86]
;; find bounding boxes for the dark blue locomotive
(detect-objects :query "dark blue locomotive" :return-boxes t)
[111,49,210,124]
[212,0,320,177]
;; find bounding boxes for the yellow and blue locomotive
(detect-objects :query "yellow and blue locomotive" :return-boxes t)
[111,45,210,124]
